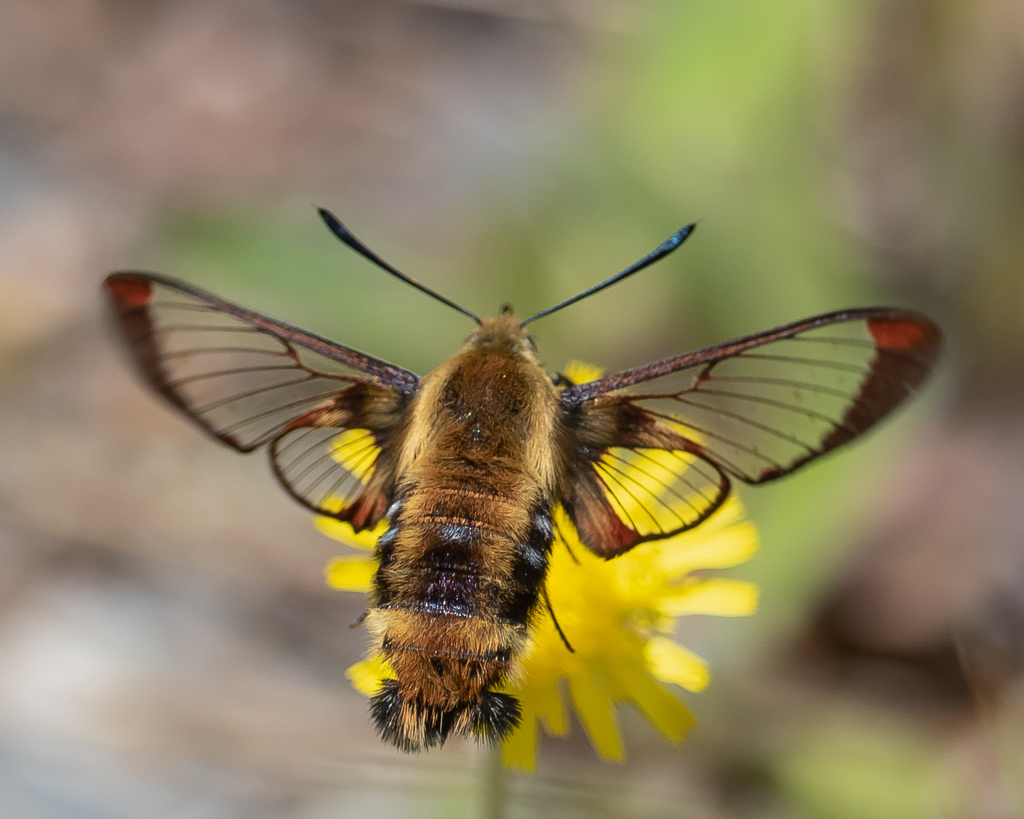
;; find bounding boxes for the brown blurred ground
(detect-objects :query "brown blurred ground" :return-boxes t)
[0,1,1021,817]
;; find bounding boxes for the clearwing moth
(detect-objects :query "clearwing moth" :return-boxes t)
[105,209,941,751]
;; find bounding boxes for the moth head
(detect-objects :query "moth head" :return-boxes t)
[464,313,538,360]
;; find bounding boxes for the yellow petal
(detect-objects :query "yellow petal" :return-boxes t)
[502,713,539,772]
[314,516,387,550]
[329,428,379,479]
[561,361,604,384]
[613,662,695,743]
[658,520,759,577]
[567,673,624,761]
[645,637,711,693]
[346,654,394,697]
[595,449,704,524]
[323,556,376,591]
[662,418,703,443]
[660,578,759,617]
[534,677,569,737]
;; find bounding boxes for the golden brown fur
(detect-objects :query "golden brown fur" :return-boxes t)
[366,314,564,749]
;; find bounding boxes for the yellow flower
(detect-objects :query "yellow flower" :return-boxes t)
[318,362,759,771]
[502,497,757,772]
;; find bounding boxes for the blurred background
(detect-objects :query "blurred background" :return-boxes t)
[0,0,1020,816]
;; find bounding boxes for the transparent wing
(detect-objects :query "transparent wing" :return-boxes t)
[562,308,941,485]
[105,272,416,524]
[269,425,397,527]
[593,446,728,533]
[564,440,730,558]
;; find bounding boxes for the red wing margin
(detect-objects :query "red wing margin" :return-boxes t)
[104,272,418,525]
[561,308,941,488]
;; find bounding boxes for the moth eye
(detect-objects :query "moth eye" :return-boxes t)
[526,334,537,350]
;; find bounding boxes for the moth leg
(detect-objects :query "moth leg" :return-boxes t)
[543,586,574,653]
[553,515,580,566]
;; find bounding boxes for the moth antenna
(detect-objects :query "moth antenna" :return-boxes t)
[543,587,574,653]
[522,222,697,325]
[318,207,482,325]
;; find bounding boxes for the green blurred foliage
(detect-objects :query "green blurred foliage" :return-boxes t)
[773,712,947,819]
[155,209,470,375]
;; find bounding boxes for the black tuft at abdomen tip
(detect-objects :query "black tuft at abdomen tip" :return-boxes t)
[369,679,522,752]
[471,691,522,742]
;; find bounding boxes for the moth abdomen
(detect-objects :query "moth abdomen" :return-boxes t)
[497,500,554,624]
[364,467,555,750]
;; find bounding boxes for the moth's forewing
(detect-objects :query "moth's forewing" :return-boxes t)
[104,272,419,526]
[560,308,941,557]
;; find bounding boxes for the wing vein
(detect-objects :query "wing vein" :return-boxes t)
[598,455,685,528]
[191,374,319,415]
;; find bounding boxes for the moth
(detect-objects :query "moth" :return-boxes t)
[105,209,941,751]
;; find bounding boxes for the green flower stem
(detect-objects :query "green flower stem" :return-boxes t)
[478,743,508,819]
